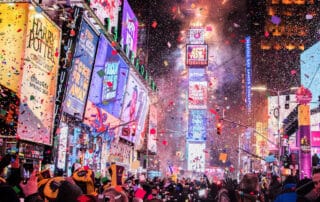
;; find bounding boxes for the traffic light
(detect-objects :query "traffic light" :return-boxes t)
[216,122,222,135]
[131,123,136,136]
[42,146,53,165]
[285,95,290,109]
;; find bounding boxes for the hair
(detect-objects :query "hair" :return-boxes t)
[239,173,259,194]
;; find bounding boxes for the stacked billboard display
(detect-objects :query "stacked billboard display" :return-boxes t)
[0,3,61,145]
[63,19,99,120]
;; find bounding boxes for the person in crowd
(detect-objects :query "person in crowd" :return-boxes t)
[300,168,320,201]
[296,177,313,202]
[72,166,97,197]
[0,154,20,202]
[217,178,238,202]
[235,173,265,202]
[265,175,282,202]
[273,175,297,202]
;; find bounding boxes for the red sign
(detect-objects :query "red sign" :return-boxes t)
[186,44,208,66]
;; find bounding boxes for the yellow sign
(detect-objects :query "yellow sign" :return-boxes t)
[0,3,29,92]
[298,105,310,126]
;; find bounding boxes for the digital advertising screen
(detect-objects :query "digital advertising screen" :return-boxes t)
[301,41,320,109]
[147,104,157,153]
[86,34,129,118]
[63,19,99,120]
[186,44,208,66]
[120,0,138,58]
[0,3,28,93]
[188,81,207,109]
[311,131,320,147]
[245,36,252,113]
[17,4,61,145]
[89,0,121,34]
[57,123,68,169]
[188,68,206,81]
[188,109,207,141]
[188,28,205,44]
[120,72,149,145]
[187,142,205,172]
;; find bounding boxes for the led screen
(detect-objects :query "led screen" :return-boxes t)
[17,4,61,145]
[188,68,206,81]
[188,28,205,44]
[89,0,121,34]
[186,44,208,66]
[187,142,205,172]
[121,0,138,58]
[147,104,157,153]
[301,41,320,109]
[120,72,149,144]
[63,19,99,119]
[245,36,252,112]
[188,110,207,141]
[86,34,128,118]
[188,81,207,109]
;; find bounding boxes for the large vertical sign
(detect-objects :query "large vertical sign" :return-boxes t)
[87,34,128,118]
[256,122,268,157]
[89,0,121,34]
[245,36,252,113]
[300,41,320,110]
[17,4,61,145]
[188,110,207,141]
[57,123,68,169]
[188,81,207,109]
[187,143,205,172]
[121,0,138,58]
[63,19,99,119]
[298,104,311,178]
[120,72,149,146]
[148,105,157,153]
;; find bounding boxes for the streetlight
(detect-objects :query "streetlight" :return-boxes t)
[251,86,298,175]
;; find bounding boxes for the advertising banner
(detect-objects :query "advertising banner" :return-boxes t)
[188,28,205,44]
[188,110,207,141]
[245,36,252,113]
[311,131,320,147]
[87,34,129,118]
[121,0,138,58]
[57,123,68,170]
[89,0,121,34]
[17,4,61,145]
[298,104,311,178]
[186,44,208,66]
[63,19,99,119]
[188,81,207,109]
[188,68,206,81]
[120,72,149,146]
[0,3,28,93]
[187,142,205,172]
[147,104,157,153]
[255,122,268,157]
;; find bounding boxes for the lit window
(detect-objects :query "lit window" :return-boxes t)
[282,0,293,4]
[294,0,305,4]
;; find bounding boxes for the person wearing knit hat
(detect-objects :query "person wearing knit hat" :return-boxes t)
[72,166,97,196]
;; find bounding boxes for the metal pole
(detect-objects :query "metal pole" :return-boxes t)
[238,134,241,182]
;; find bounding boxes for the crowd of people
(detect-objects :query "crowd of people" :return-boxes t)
[1,154,320,202]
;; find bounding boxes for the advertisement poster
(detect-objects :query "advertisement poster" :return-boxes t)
[87,34,129,118]
[188,110,207,141]
[245,36,252,113]
[63,19,99,119]
[17,4,61,145]
[188,28,205,44]
[189,68,206,81]
[186,44,208,66]
[57,123,68,169]
[311,131,320,147]
[121,0,138,58]
[0,3,28,93]
[188,81,207,109]
[120,72,149,145]
[89,0,121,34]
[147,104,157,153]
[187,142,205,172]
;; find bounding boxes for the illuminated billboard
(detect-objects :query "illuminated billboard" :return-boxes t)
[186,44,208,66]
[301,41,320,110]
[16,4,61,145]
[120,72,149,145]
[188,110,207,141]
[188,81,207,109]
[147,104,157,153]
[245,36,252,113]
[89,0,121,35]
[57,123,68,169]
[87,34,129,118]
[0,3,28,93]
[187,142,205,172]
[189,68,206,81]
[188,28,205,44]
[120,0,138,58]
[63,19,99,120]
